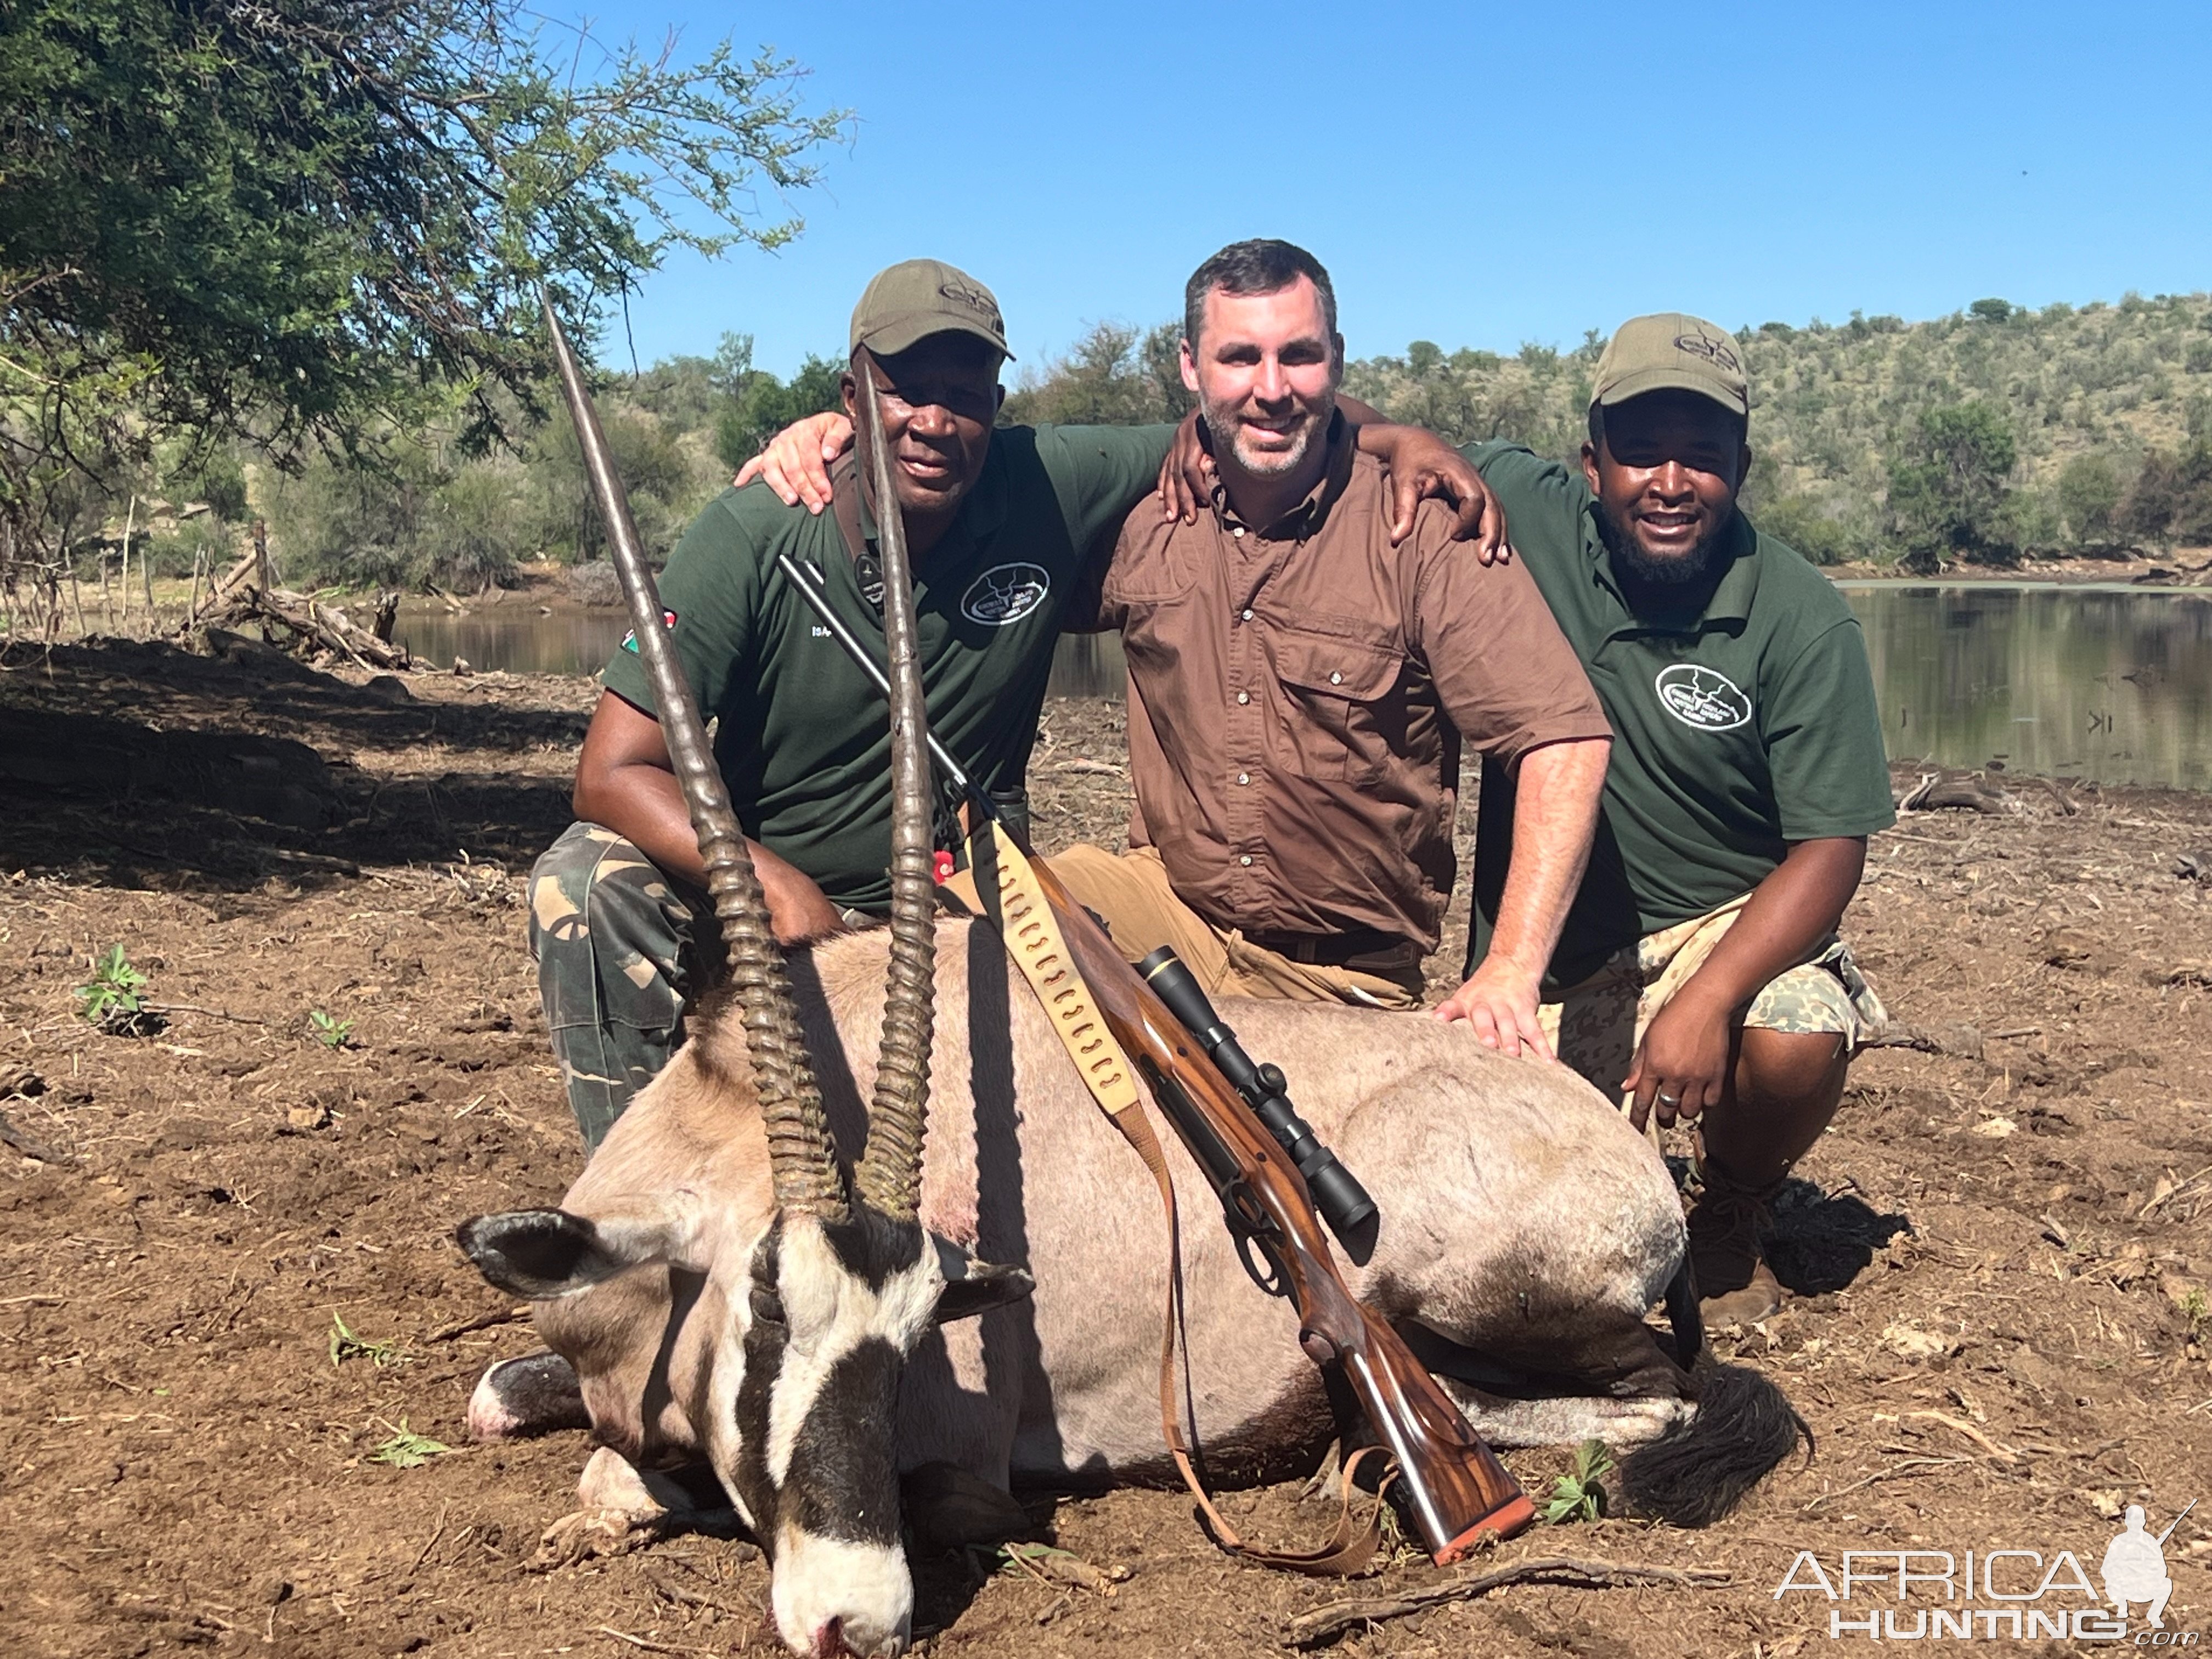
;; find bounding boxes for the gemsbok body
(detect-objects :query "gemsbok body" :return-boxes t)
[462,916,1804,1656]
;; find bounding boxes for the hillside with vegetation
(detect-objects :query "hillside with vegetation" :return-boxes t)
[16,293,2212,604]
[1005,292,2212,570]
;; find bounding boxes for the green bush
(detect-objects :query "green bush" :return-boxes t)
[181,454,250,523]
[2057,453,2124,543]
[1000,322,1189,429]
[2119,441,2212,549]
[712,344,847,473]
[1752,494,1858,565]
[142,515,233,577]
[1887,400,2020,567]
[532,404,718,566]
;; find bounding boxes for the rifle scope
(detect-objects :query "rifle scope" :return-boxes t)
[1138,946,1379,1257]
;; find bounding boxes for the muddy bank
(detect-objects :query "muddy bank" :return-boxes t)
[4,641,2212,1658]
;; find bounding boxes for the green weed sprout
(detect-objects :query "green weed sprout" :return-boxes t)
[76,946,148,1028]
[369,1419,451,1469]
[329,1311,402,1368]
[1541,1439,1615,1525]
[309,1011,355,1049]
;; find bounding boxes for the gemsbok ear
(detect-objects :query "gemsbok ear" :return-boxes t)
[930,1235,1034,1325]
[456,1210,686,1299]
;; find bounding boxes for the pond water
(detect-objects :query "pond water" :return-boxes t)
[1840,583,2212,793]
[397,583,2212,792]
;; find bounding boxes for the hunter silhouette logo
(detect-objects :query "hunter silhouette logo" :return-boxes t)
[2104,1500,2193,1629]
[961,562,1049,627]
[1655,663,1753,731]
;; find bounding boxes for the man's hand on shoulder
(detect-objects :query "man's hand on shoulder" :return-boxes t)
[1432,957,1551,1059]
[732,410,851,514]
[1359,422,1508,560]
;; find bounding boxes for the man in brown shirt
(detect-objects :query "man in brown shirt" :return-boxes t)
[1052,240,1613,1056]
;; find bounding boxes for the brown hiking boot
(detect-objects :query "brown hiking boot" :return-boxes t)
[1686,1162,1785,1325]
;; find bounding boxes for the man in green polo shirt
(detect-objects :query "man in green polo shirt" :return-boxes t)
[528,258,1175,1150]
[528,258,1492,1152]
[1462,313,1894,1324]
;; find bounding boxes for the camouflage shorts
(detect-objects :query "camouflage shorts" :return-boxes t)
[527,822,716,1152]
[1539,893,1889,1107]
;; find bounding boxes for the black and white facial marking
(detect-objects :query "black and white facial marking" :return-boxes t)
[736,1209,940,1659]
[723,1210,1035,1659]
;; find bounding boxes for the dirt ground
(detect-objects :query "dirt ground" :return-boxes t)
[5,637,2212,1659]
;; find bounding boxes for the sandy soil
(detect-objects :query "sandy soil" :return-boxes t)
[5,638,2212,1658]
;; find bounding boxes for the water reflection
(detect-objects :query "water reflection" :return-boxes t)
[397,607,632,676]
[396,587,2212,793]
[1843,585,2212,792]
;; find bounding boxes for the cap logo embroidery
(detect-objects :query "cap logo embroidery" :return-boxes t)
[1673,331,1742,374]
[1655,663,1752,732]
[938,278,1001,327]
[961,562,1049,627]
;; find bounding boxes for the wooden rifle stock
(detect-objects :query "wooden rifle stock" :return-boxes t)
[1008,845,1535,1563]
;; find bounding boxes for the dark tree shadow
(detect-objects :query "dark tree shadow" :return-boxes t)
[0,638,585,891]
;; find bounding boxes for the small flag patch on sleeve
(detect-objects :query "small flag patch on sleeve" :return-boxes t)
[620,608,679,652]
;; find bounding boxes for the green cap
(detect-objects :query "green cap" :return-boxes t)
[848,258,1012,361]
[1590,312,1748,417]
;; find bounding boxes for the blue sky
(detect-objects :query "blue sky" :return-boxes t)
[575,1,2212,380]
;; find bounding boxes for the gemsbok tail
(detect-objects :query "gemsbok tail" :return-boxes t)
[1615,1348,1811,1526]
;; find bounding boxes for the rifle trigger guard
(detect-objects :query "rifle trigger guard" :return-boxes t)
[1223,1179,1289,1297]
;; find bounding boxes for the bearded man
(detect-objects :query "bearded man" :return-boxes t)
[539,256,1500,1152]
[1047,239,1613,1046]
[739,242,1604,1049]
[1458,315,1895,1322]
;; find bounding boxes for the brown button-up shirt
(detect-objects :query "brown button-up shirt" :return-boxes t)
[1087,421,1610,952]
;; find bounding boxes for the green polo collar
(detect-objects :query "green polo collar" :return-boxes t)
[1582,502,1761,637]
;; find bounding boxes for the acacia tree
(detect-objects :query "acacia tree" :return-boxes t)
[0,0,849,587]
[999,321,1192,428]
[1886,400,2018,571]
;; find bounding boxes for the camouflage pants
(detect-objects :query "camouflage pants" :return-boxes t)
[1539,893,1889,1109]
[527,821,718,1152]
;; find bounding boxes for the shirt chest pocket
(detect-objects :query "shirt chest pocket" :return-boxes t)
[1267,625,1404,783]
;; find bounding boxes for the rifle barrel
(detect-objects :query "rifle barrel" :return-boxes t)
[2157,1497,2198,1545]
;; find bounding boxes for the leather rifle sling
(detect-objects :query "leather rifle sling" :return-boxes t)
[974,823,1386,1577]
[817,478,1383,1573]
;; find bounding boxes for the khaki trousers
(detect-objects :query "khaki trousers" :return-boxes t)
[1039,844,1424,1010]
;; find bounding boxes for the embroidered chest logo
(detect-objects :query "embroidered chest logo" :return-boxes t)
[1655,663,1752,731]
[961,562,1050,627]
